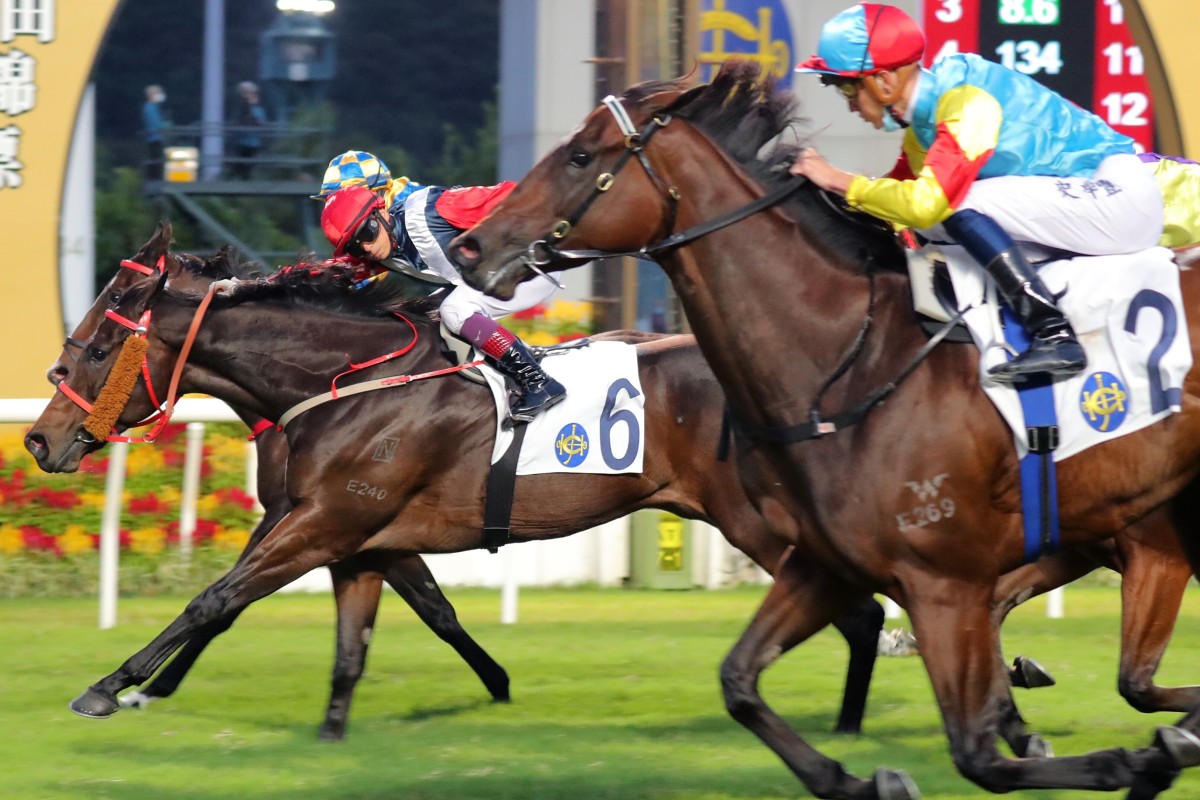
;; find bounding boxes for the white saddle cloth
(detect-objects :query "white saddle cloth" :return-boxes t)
[483,341,646,475]
[928,244,1191,461]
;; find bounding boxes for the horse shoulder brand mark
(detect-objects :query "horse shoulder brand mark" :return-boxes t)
[896,472,955,532]
[372,437,399,463]
[346,479,388,500]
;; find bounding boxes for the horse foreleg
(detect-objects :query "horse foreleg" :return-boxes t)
[318,561,384,742]
[122,501,292,709]
[383,555,510,702]
[988,545,1104,757]
[68,504,354,720]
[907,577,1194,795]
[830,597,883,735]
[720,549,905,800]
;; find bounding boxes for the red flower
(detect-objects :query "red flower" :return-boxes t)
[129,493,167,514]
[511,304,546,321]
[21,526,60,555]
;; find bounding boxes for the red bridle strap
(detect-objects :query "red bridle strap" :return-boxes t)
[329,312,420,398]
[119,255,166,276]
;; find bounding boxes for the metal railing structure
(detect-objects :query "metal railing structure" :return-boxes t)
[1,398,1063,629]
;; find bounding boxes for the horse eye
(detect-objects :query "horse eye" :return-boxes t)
[108,290,122,304]
[87,346,108,363]
[568,149,592,168]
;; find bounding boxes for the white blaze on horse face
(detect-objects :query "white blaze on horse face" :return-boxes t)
[895,473,956,533]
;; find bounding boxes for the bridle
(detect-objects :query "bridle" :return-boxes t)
[489,94,809,294]
[56,253,217,444]
[504,93,964,445]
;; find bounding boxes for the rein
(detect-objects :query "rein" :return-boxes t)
[517,94,960,446]
[503,95,809,286]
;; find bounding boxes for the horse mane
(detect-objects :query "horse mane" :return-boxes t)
[167,252,444,320]
[637,60,906,272]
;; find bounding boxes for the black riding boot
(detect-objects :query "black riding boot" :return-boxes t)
[491,338,567,423]
[985,248,1087,383]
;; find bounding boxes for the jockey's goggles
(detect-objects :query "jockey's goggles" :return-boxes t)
[346,213,383,258]
[820,75,860,100]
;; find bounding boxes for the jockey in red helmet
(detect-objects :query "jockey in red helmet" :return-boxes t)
[321,183,566,423]
[791,3,1164,384]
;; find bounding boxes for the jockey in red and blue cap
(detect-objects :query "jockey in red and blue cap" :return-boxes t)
[321,180,566,423]
[791,3,1164,384]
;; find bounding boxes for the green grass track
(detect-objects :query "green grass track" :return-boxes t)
[2,585,1199,799]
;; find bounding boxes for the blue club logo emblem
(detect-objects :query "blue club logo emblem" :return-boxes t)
[554,423,590,468]
[1079,372,1128,432]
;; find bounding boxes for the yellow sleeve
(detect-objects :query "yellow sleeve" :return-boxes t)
[845,86,1003,229]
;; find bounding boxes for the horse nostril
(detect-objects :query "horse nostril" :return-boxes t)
[452,236,482,269]
[47,365,68,386]
[24,431,48,460]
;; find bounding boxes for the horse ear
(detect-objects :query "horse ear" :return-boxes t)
[133,222,174,264]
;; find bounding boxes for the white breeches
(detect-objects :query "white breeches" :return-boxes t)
[923,153,1164,255]
[438,275,560,334]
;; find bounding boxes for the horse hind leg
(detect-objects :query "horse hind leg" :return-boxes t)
[721,549,912,800]
[384,554,510,702]
[830,597,884,735]
[319,561,385,742]
[1115,509,1200,714]
[907,577,1197,796]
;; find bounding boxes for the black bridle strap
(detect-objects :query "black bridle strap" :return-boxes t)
[728,307,966,445]
[548,174,809,263]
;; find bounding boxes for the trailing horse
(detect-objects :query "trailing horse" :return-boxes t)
[26,226,884,738]
[450,60,1200,798]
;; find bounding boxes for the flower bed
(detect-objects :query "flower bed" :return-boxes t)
[0,421,262,598]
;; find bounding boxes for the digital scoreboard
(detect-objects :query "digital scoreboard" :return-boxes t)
[921,0,1155,152]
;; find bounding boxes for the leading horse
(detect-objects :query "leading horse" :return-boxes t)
[25,228,886,738]
[450,60,1200,798]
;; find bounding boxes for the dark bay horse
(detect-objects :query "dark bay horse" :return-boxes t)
[450,60,1200,797]
[47,234,506,740]
[25,228,886,739]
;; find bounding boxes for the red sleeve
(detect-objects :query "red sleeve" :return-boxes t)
[886,149,916,181]
[434,181,517,229]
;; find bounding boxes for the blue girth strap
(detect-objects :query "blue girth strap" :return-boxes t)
[999,307,1061,562]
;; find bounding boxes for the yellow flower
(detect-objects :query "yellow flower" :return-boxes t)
[59,524,95,556]
[214,526,250,551]
[524,330,559,347]
[197,494,221,516]
[125,446,166,474]
[0,427,33,463]
[79,491,109,509]
[157,485,182,507]
[130,526,166,555]
[0,525,23,555]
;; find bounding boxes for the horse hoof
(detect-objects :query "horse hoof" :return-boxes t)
[317,725,346,743]
[1154,725,1200,769]
[491,695,512,704]
[1023,734,1054,759]
[118,691,155,710]
[69,687,120,719]
[1011,655,1056,689]
[874,767,920,800]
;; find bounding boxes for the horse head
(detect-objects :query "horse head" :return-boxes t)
[450,60,807,300]
[27,226,239,472]
[47,222,175,386]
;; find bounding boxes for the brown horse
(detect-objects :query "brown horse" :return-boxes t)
[450,60,1200,797]
[25,227,885,740]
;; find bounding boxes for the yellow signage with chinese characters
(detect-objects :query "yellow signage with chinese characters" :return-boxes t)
[0,1,121,397]
[657,514,685,571]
